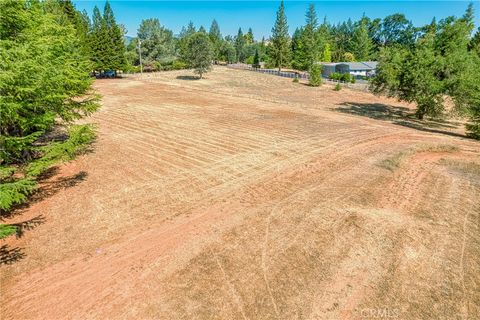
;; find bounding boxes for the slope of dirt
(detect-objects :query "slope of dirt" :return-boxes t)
[1,67,479,319]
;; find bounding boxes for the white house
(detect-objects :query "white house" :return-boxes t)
[320,61,378,78]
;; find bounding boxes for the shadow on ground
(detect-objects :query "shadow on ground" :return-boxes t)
[1,169,88,265]
[176,75,200,81]
[0,245,25,265]
[336,102,467,139]
[0,215,46,266]
[2,169,88,220]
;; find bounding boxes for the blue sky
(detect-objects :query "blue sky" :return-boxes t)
[73,1,479,39]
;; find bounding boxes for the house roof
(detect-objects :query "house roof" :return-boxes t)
[320,61,378,70]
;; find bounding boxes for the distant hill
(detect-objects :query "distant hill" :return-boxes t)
[124,36,135,45]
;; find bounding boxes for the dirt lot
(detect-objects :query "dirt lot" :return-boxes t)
[1,67,479,319]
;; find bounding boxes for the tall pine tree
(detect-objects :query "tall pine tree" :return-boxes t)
[271,1,290,71]
[293,4,318,70]
[89,1,126,72]
[208,19,222,63]
[0,0,98,219]
[351,17,373,61]
[235,28,246,62]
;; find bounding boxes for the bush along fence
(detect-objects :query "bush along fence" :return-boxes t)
[227,63,369,91]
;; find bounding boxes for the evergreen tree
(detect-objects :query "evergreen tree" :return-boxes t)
[235,28,246,62]
[57,0,91,57]
[293,4,318,70]
[470,27,480,56]
[371,4,480,137]
[89,1,126,71]
[271,1,290,71]
[322,43,332,62]
[331,19,354,61]
[104,2,126,70]
[245,28,254,44]
[309,64,322,86]
[0,0,99,220]
[186,21,196,34]
[252,48,260,68]
[439,6,480,137]
[220,40,236,63]
[185,32,213,78]
[303,4,319,67]
[137,18,175,69]
[90,6,104,69]
[316,17,331,61]
[209,19,222,42]
[291,27,304,69]
[368,17,383,51]
[371,33,442,119]
[178,21,197,62]
[209,19,222,62]
[351,17,373,61]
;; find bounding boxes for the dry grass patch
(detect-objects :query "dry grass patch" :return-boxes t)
[378,144,459,171]
[440,158,480,178]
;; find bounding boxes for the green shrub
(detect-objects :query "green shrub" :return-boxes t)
[252,49,260,69]
[309,64,322,87]
[466,121,480,139]
[334,83,342,91]
[171,60,188,70]
[0,224,17,239]
[330,73,353,83]
[351,77,356,84]
[264,60,276,69]
[341,73,351,82]
[329,73,340,80]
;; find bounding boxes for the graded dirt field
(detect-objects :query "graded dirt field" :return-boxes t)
[1,67,479,319]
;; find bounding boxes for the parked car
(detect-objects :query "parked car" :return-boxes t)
[99,70,117,78]
[91,70,117,79]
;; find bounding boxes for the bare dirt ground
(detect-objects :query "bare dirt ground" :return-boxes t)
[1,67,479,320]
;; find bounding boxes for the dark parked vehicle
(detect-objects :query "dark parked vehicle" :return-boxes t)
[90,70,117,79]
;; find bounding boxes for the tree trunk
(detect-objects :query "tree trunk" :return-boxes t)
[416,111,425,120]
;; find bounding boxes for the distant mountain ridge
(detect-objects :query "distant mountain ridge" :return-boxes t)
[124,35,135,45]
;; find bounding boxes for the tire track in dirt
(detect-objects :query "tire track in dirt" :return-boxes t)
[2,69,479,319]
[1,131,395,319]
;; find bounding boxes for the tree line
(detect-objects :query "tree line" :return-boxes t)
[122,1,479,74]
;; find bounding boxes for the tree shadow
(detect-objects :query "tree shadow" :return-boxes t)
[0,169,86,265]
[176,75,200,81]
[0,245,25,265]
[12,215,46,238]
[0,215,47,265]
[1,169,88,219]
[335,102,468,139]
